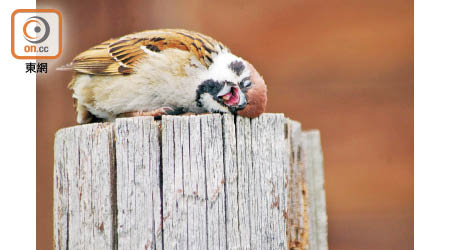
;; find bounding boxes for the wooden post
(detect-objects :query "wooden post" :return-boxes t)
[54,114,328,250]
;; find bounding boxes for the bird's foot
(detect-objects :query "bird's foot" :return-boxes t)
[118,107,174,118]
[180,112,198,116]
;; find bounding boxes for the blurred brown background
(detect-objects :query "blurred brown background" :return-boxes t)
[37,0,413,249]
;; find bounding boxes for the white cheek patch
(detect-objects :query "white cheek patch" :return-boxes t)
[200,94,230,113]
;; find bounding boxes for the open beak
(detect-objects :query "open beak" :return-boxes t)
[217,84,247,107]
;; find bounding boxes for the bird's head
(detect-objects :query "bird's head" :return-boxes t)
[196,53,267,118]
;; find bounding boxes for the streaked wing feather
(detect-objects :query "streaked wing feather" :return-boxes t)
[66,29,227,77]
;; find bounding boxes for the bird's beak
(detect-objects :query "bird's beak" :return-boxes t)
[237,88,247,107]
[217,82,246,108]
[217,84,232,97]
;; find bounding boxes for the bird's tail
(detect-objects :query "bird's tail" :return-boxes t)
[56,62,74,71]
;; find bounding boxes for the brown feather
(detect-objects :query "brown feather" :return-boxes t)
[64,29,228,80]
[237,62,267,118]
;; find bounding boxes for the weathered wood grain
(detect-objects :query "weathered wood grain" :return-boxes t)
[114,117,162,249]
[222,114,240,248]
[285,119,309,250]
[240,114,287,249]
[53,128,69,250]
[162,114,227,250]
[235,115,253,249]
[54,123,115,250]
[302,131,328,250]
[54,114,328,250]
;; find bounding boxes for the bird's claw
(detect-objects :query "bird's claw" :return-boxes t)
[118,107,175,118]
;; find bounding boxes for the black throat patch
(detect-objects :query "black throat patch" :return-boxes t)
[196,79,247,114]
[228,60,245,76]
[196,79,223,108]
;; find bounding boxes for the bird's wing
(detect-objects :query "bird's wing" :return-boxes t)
[60,29,227,76]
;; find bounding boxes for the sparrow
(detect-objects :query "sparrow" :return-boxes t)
[58,29,267,123]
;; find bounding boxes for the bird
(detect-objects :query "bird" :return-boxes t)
[58,29,267,124]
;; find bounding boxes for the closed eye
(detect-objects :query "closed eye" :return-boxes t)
[240,77,252,89]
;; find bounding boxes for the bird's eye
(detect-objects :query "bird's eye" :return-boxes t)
[240,79,252,88]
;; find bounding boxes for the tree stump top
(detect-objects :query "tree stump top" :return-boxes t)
[54,113,327,250]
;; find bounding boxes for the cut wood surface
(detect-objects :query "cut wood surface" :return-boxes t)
[54,113,327,250]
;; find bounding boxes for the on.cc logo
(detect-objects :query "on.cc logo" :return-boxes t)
[11,9,62,59]
[23,16,50,44]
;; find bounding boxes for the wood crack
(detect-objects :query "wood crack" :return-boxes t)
[53,114,327,250]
